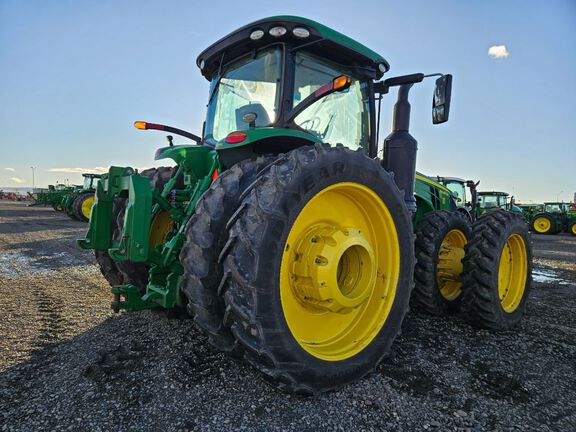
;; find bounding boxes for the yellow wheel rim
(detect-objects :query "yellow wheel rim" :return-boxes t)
[81,196,95,219]
[149,210,172,250]
[437,229,467,301]
[55,204,63,211]
[498,234,528,312]
[279,182,400,361]
[533,217,550,233]
[571,224,576,235]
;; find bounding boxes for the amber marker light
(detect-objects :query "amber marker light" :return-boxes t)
[134,121,147,130]
[333,75,351,90]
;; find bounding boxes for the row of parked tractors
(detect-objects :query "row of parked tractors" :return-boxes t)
[32,16,567,393]
[433,178,576,236]
[28,173,100,222]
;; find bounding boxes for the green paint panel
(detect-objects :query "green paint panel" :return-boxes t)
[215,127,320,151]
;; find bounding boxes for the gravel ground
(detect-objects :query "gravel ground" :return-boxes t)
[0,201,574,431]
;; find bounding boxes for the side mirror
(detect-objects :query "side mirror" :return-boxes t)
[432,74,452,124]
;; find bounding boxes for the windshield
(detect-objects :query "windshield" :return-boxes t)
[83,177,94,189]
[445,181,466,206]
[293,51,370,152]
[479,195,506,209]
[204,47,282,145]
[544,203,564,212]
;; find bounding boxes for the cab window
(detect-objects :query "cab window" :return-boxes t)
[293,51,370,152]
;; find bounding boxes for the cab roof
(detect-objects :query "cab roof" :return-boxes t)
[435,176,466,183]
[196,16,389,81]
[478,191,509,196]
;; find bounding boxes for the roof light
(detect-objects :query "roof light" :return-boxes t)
[292,27,310,38]
[269,26,287,37]
[378,63,387,73]
[250,29,264,40]
[225,131,248,144]
[200,59,205,69]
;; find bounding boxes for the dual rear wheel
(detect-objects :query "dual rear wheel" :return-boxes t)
[182,145,414,393]
[413,209,532,330]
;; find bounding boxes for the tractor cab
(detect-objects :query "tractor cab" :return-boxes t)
[82,173,101,191]
[434,176,479,222]
[543,202,568,213]
[476,191,522,217]
[197,16,390,166]
[478,191,509,210]
[441,177,468,206]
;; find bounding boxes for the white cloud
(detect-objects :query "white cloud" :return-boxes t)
[10,177,24,184]
[47,166,109,174]
[5,167,15,172]
[488,45,509,59]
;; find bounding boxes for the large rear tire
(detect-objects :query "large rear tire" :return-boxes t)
[461,210,532,330]
[412,210,471,315]
[180,156,274,353]
[219,145,414,393]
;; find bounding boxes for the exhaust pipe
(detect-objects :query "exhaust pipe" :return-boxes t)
[382,84,418,213]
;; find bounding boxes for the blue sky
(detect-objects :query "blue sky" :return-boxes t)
[1,0,575,203]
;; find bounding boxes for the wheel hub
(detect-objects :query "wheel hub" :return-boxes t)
[436,229,467,300]
[290,225,376,313]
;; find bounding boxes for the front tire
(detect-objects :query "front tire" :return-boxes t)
[220,145,414,393]
[461,210,532,330]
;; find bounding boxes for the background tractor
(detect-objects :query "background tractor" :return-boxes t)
[530,202,576,235]
[475,191,523,219]
[29,183,75,212]
[63,173,101,222]
[80,16,532,393]
[516,203,543,222]
[433,176,479,222]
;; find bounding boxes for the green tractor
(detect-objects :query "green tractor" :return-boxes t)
[79,16,532,393]
[60,173,101,222]
[475,191,523,219]
[531,202,576,235]
[516,203,543,223]
[433,176,479,222]
[29,183,75,211]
